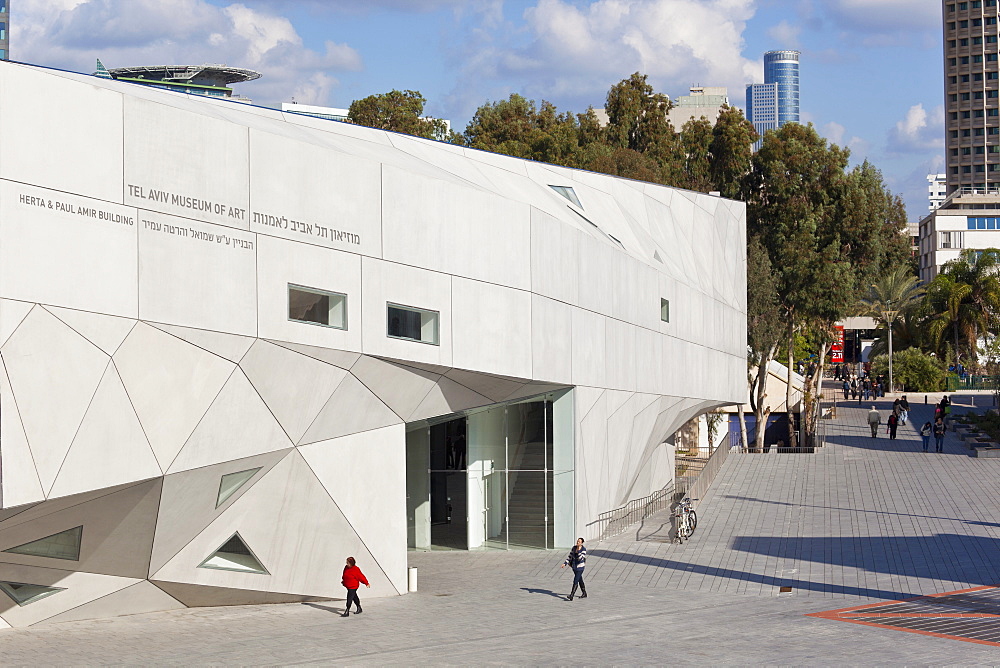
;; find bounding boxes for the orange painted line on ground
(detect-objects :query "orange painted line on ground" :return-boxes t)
[805,585,999,617]
[827,615,1000,647]
[807,585,1000,646]
[841,613,1000,619]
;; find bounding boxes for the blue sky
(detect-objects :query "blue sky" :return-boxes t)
[16,0,942,221]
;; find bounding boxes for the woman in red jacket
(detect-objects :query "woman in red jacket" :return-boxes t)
[341,556,370,617]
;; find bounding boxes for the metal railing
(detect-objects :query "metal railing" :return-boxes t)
[592,482,675,541]
[675,438,732,506]
[946,375,1000,392]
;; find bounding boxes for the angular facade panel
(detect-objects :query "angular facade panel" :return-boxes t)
[0,61,745,626]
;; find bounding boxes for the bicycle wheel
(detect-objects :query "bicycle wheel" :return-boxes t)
[676,517,690,542]
[688,510,698,535]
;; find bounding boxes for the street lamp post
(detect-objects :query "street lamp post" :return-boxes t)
[882,303,899,394]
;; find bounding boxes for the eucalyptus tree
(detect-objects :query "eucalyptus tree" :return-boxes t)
[744,125,909,445]
[348,89,449,140]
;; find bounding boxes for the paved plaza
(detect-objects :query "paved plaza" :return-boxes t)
[3,392,1000,664]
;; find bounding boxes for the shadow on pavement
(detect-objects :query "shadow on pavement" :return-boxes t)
[520,587,565,598]
[592,533,1000,599]
[722,495,1000,528]
[302,602,345,614]
[589,548,918,599]
[727,534,1000,585]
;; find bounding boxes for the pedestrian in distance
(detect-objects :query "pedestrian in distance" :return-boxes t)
[561,537,587,601]
[934,417,946,453]
[892,397,900,417]
[842,379,850,401]
[887,412,898,440]
[920,421,933,452]
[899,395,910,425]
[851,378,858,401]
[341,556,370,617]
[867,406,881,437]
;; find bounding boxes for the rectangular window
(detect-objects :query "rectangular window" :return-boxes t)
[287,284,347,329]
[973,17,982,25]
[942,232,953,248]
[989,109,1000,116]
[960,20,969,27]
[973,0,982,7]
[974,91,983,99]
[988,16,998,24]
[960,1,968,8]
[660,299,670,323]
[387,303,440,345]
[989,54,999,62]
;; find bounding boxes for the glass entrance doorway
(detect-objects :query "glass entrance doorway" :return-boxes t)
[406,390,574,550]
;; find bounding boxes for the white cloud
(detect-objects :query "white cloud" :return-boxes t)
[823,121,846,145]
[887,103,945,154]
[767,20,800,48]
[449,0,760,115]
[13,0,363,107]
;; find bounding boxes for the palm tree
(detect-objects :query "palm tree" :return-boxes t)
[858,267,925,391]
[925,249,1000,371]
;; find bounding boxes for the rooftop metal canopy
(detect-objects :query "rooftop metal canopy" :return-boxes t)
[106,64,262,86]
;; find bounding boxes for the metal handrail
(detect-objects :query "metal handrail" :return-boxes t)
[592,483,675,541]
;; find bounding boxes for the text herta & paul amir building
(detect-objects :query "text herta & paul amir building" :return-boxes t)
[0,62,746,627]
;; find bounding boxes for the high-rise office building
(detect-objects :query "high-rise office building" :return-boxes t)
[0,1,9,61]
[943,0,1000,193]
[928,173,948,211]
[918,1,1000,283]
[746,50,800,145]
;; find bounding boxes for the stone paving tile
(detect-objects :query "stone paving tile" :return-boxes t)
[2,393,1000,664]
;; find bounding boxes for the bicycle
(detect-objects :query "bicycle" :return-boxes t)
[674,497,698,543]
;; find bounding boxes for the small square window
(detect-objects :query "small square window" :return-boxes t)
[660,298,670,323]
[288,284,347,329]
[387,303,440,345]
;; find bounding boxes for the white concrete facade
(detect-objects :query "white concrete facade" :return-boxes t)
[0,62,746,626]
[917,190,1000,283]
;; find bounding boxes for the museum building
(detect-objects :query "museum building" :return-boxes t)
[0,61,746,627]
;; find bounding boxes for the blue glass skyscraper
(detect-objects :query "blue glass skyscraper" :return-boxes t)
[746,50,800,146]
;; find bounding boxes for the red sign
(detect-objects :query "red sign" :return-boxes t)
[831,325,845,363]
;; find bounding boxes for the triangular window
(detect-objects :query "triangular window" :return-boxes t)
[216,468,261,508]
[198,533,269,574]
[549,185,583,208]
[0,581,66,606]
[2,526,82,561]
